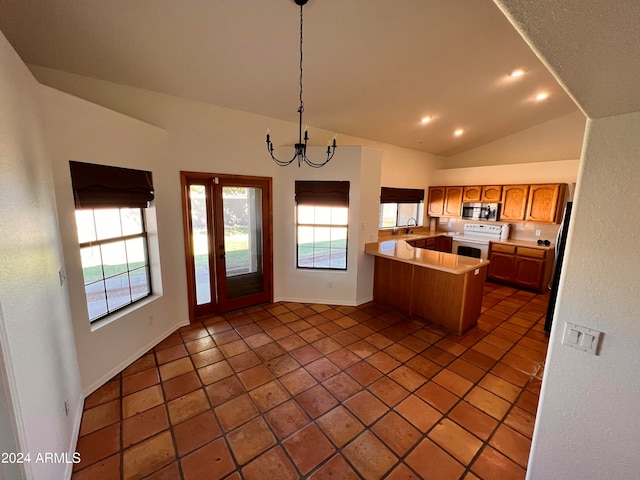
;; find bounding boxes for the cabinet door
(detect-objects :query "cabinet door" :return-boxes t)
[435,236,452,253]
[425,238,437,250]
[526,184,565,223]
[414,239,427,248]
[488,253,515,281]
[481,185,503,202]
[500,185,530,221]
[463,186,482,202]
[444,187,463,217]
[427,187,445,216]
[514,257,545,290]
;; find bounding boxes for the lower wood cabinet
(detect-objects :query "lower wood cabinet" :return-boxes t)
[435,235,452,253]
[372,256,487,334]
[407,235,452,253]
[486,252,515,282]
[487,243,553,292]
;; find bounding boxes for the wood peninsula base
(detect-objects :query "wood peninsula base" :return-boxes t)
[372,256,487,335]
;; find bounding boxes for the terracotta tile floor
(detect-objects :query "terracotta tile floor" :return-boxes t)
[72,283,548,480]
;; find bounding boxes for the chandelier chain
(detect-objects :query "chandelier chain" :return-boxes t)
[265,0,337,168]
[299,3,304,114]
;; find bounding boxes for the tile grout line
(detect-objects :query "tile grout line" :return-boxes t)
[73,285,548,480]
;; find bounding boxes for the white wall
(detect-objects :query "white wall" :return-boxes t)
[379,145,441,226]
[27,68,439,307]
[41,87,187,395]
[433,159,580,186]
[527,113,640,479]
[443,110,586,168]
[0,305,21,480]
[357,148,384,303]
[0,33,82,480]
[274,146,382,305]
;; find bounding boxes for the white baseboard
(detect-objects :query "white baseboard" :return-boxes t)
[81,319,188,397]
[63,393,85,480]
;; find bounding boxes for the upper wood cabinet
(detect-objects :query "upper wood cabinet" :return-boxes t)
[462,186,482,202]
[427,183,566,223]
[526,184,566,223]
[444,187,463,217]
[481,185,503,202]
[427,187,445,216]
[427,186,462,217]
[500,185,530,221]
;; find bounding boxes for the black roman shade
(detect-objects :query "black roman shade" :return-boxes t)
[295,181,350,207]
[380,187,424,204]
[70,161,154,209]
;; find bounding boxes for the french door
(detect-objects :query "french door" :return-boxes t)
[181,172,273,321]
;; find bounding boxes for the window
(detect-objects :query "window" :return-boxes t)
[70,161,154,322]
[75,208,151,321]
[379,187,425,228]
[295,181,349,270]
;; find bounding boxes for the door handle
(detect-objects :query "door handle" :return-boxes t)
[219,253,225,260]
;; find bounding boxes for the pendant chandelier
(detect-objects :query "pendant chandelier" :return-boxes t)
[266,0,337,168]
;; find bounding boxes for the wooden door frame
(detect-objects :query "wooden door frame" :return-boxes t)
[180,171,274,323]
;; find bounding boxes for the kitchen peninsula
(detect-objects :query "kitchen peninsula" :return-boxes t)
[365,236,489,334]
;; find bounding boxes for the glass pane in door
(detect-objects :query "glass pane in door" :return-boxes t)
[222,186,263,299]
[189,185,211,305]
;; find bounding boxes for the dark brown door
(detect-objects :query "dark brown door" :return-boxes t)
[181,172,273,322]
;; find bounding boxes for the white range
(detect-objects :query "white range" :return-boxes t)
[451,223,510,260]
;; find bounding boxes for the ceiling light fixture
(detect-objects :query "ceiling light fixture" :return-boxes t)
[509,69,525,78]
[454,129,464,136]
[266,0,336,168]
[536,92,549,101]
[421,116,432,124]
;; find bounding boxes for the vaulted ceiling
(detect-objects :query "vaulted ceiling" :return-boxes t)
[0,0,584,156]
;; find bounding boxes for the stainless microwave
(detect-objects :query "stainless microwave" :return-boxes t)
[461,202,499,221]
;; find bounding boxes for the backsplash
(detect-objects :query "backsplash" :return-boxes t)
[430,217,560,244]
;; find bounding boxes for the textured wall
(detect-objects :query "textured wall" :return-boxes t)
[443,111,585,168]
[529,114,640,478]
[0,32,82,480]
[41,86,186,395]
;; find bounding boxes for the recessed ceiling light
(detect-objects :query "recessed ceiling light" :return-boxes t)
[454,129,464,137]
[420,116,432,124]
[509,69,525,78]
[536,92,549,101]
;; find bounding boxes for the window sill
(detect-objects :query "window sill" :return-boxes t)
[90,294,162,332]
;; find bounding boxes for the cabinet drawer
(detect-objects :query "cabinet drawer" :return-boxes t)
[491,243,516,254]
[516,247,546,258]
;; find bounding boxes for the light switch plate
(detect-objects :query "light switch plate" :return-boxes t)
[561,322,603,355]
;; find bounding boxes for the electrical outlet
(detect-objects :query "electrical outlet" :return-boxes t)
[535,229,541,236]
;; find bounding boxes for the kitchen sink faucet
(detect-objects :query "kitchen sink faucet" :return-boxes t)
[405,217,417,234]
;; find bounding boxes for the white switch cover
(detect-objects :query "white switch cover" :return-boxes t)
[561,322,603,355]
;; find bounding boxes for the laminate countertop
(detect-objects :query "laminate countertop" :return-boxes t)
[489,239,555,250]
[364,239,489,275]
